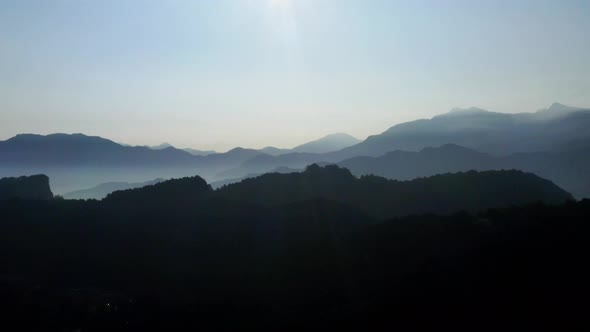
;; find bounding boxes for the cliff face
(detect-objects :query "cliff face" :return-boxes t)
[0,175,53,200]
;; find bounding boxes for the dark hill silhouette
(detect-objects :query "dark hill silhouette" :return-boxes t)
[216,164,572,219]
[210,166,301,189]
[71,164,575,220]
[105,175,212,203]
[338,144,590,199]
[340,144,493,180]
[0,175,53,200]
[216,152,321,179]
[0,177,588,330]
[501,146,590,199]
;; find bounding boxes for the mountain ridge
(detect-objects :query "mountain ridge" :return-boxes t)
[291,133,361,154]
[214,164,572,219]
[331,102,590,158]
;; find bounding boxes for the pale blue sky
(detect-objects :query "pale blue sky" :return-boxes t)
[1,0,589,151]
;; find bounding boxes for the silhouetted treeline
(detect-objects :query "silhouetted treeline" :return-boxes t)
[0,174,53,200]
[0,167,586,331]
[339,143,590,199]
[214,165,572,219]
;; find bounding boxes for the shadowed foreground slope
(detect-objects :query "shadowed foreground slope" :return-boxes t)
[216,164,572,219]
[338,144,590,199]
[0,168,584,331]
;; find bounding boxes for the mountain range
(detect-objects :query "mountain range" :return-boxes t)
[147,133,360,156]
[0,134,199,167]
[208,103,590,198]
[232,102,590,175]
[143,142,217,156]
[1,103,588,196]
[334,102,590,158]
[290,133,361,154]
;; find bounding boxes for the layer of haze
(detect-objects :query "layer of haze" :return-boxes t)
[1,0,589,151]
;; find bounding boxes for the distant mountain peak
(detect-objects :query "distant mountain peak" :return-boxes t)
[226,147,260,155]
[148,143,174,150]
[7,133,40,141]
[323,132,360,139]
[544,102,583,113]
[7,133,116,144]
[534,102,586,120]
[292,133,361,154]
[550,102,567,109]
[446,107,490,115]
[182,148,217,156]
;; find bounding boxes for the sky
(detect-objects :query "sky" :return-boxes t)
[1,0,589,151]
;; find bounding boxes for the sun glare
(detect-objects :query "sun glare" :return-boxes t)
[270,0,290,6]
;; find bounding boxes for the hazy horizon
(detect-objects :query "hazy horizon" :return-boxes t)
[1,101,588,153]
[2,0,589,151]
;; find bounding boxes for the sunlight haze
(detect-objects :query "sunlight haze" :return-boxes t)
[1,0,589,151]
